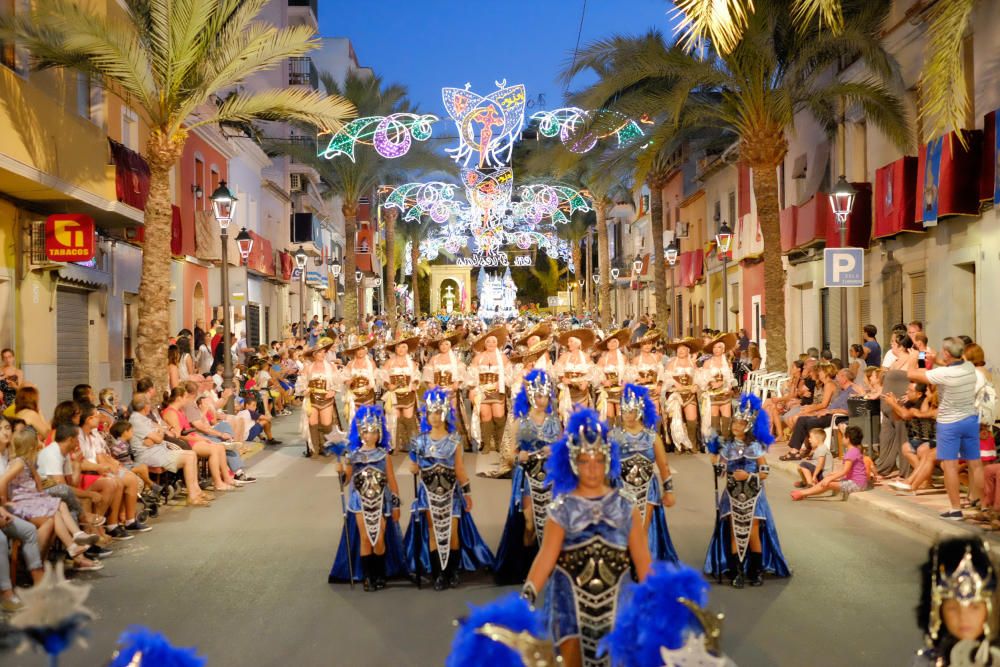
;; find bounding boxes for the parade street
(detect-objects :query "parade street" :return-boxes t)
[53,413,926,667]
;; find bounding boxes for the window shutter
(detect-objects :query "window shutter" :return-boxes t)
[911,273,927,324]
[859,282,871,328]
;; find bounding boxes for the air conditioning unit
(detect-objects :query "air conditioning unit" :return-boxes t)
[28,221,64,271]
[289,173,303,192]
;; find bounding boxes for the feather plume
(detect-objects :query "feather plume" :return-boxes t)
[621,383,659,429]
[513,369,553,418]
[446,593,544,667]
[420,386,456,433]
[346,404,390,451]
[545,407,619,495]
[109,626,206,667]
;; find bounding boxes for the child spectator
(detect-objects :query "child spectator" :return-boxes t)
[886,384,939,493]
[237,394,280,445]
[108,420,163,502]
[795,428,834,488]
[791,426,871,501]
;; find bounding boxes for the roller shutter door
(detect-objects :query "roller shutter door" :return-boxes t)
[57,288,90,401]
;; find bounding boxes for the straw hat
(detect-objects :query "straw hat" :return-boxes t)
[515,321,553,347]
[427,329,466,349]
[556,328,597,351]
[702,332,738,354]
[307,336,336,355]
[665,336,702,353]
[342,337,375,356]
[595,328,631,352]
[629,330,662,349]
[511,338,552,365]
[472,326,509,352]
[388,334,422,353]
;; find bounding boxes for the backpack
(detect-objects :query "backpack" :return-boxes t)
[976,377,997,427]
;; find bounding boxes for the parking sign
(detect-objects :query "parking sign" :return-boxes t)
[824,248,864,287]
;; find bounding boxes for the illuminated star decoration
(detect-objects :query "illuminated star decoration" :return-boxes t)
[11,561,94,661]
[384,182,461,223]
[531,107,649,153]
[318,113,438,162]
[442,81,526,168]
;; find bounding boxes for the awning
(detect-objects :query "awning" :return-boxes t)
[792,194,828,249]
[874,156,921,239]
[58,263,111,289]
[278,251,294,282]
[913,129,982,225]
[245,231,275,277]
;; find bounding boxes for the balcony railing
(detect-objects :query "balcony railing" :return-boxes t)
[288,57,318,89]
[288,0,318,15]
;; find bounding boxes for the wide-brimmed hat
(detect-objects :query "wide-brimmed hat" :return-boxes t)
[702,332,738,354]
[472,326,509,352]
[511,338,552,365]
[629,330,662,349]
[556,328,597,350]
[666,336,702,353]
[307,336,336,355]
[427,329,466,349]
[595,329,631,352]
[342,337,375,356]
[515,322,552,347]
[388,334,422,353]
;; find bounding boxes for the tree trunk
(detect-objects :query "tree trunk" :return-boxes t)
[571,240,582,315]
[134,130,184,389]
[410,238,420,317]
[384,207,397,328]
[648,176,669,336]
[342,202,359,332]
[753,164,787,371]
[596,204,611,328]
[585,232,593,312]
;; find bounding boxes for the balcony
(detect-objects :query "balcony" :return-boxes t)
[288,57,318,89]
[288,0,318,28]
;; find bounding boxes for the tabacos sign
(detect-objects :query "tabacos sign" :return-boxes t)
[45,214,95,262]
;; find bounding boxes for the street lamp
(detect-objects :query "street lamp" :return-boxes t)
[355,269,363,328]
[829,175,857,361]
[715,218,733,332]
[235,228,253,265]
[593,273,601,315]
[210,180,237,409]
[294,245,308,338]
[666,239,679,338]
[329,256,341,317]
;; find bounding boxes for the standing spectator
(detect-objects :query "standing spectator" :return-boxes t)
[964,343,997,463]
[906,321,924,345]
[862,325,881,367]
[737,329,751,353]
[886,332,916,371]
[880,324,908,368]
[848,344,868,385]
[913,333,936,369]
[909,337,982,520]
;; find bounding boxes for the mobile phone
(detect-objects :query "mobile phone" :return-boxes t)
[918,351,926,369]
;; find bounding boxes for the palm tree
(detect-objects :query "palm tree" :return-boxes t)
[567,4,909,368]
[395,214,436,317]
[272,70,448,328]
[1,0,354,382]
[674,0,975,146]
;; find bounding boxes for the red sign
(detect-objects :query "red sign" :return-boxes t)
[45,214,95,262]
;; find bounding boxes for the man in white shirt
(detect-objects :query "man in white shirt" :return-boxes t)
[909,336,982,520]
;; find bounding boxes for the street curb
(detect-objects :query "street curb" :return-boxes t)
[767,455,982,543]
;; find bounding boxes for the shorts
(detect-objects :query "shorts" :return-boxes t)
[80,472,101,490]
[840,480,865,496]
[908,438,937,450]
[799,461,825,481]
[937,415,981,462]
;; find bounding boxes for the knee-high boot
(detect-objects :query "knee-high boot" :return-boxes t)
[711,416,722,437]
[395,417,411,453]
[686,421,699,452]
[431,553,446,591]
[479,419,495,454]
[306,425,323,457]
[492,415,507,454]
[720,416,732,439]
[319,422,334,456]
[728,551,745,589]
[360,554,375,592]
[748,551,764,587]
[445,550,461,588]
[374,553,387,590]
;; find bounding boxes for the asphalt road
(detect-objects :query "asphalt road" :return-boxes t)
[39,413,928,667]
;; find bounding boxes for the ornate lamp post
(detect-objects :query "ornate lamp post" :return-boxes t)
[294,245,308,339]
[355,269,363,329]
[610,266,620,323]
[829,175,857,361]
[632,254,643,319]
[235,228,253,266]
[592,273,601,316]
[715,217,733,332]
[330,256,341,317]
[665,239,679,338]
[210,180,237,409]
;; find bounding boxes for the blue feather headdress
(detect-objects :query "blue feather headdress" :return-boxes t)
[347,404,389,451]
[601,562,711,667]
[620,383,659,430]
[545,407,621,496]
[445,593,545,667]
[109,626,206,667]
[513,369,553,418]
[419,386,456,433]
[733,392,774,447]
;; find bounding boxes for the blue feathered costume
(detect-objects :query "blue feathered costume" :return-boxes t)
[494,370,562,585]
[328,405,407,588]
[403,387,494,590]
[704,393,790,587]
[609,384,679,564]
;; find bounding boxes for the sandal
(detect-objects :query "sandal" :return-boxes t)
[793,481,808,488]
[779,452,801,461]
[188,496,212,507]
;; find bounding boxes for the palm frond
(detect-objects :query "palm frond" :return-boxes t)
[823,79,911,152]
[790,0,844,34]
[672,0,755,56]
[918,0,975,146]
[192,88,355,133]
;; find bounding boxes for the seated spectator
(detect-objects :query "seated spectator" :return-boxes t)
[0,502,45,611]
[107,420,163,501]
[795,428,834,488]
[0,428,102,571]
[237,394,280,445]
[97,388,125,427]
[13,386,50,443]
[129,395,211,507]
[762,360,804,441]
[885,384,939,493]
[160,386,236,491]
[0,348,23,416]
[781,363,839,455]
[782,368,857,460]
[77,404,149,537]
[179,381,250,483]
[792,426,871,501]
[73,384,96,410]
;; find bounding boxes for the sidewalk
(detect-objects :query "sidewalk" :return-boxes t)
[767,441,993,543]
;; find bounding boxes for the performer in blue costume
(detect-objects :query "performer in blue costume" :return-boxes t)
[704,393,791,587]
[494,369,562,584]
[523,407,652,667]
[328,404,407,590]
[404,387,494,590]
[610,383,679,563]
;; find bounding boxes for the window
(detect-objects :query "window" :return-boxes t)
[121,106,139,150]
[727,191,736,227]
[194,157,204,209]
[820,287,831,354]
[910,273,926,324]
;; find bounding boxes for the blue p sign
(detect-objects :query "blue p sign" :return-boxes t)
[824,248,864,287]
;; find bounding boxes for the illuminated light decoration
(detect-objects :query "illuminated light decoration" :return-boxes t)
[442,81,526,168]
[318,113,438,162]
[462,167,514,218]
[456,251,510,267]
[385,181,461,223]
[515,183,592,225]
[531,107,649,154]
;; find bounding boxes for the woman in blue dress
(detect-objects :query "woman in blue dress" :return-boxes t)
[404,387,494,590]
[704,393,791,588]
[523,407,652,667]
[328,404,407,590]
[494,369,562,584]
[610,383,679,563]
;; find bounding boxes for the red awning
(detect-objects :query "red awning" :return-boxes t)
[914,130,982,224]
[874,156,920,239]
[824,182,872,249]
[679,250,703,288]
[108,138,150,210]
[246,231,275,276]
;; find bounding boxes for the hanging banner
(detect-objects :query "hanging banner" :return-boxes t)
[922,136,944,227]
[994,108,1000,206]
